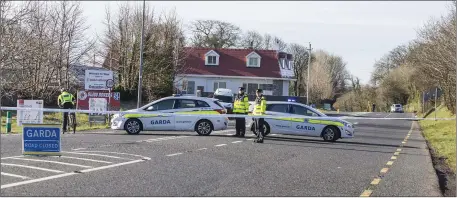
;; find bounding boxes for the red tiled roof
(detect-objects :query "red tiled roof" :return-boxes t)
[181,47,282,78]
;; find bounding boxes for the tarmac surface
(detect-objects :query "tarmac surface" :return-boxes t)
[0,112,442,196]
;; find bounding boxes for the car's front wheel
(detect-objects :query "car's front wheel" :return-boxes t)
[124,119,142,135]
[321,126,340,142]
[251,122,270,136]
[195,119,213,136]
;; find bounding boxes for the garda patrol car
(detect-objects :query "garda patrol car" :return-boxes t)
[248,101,355,142]
[110,95,229,135]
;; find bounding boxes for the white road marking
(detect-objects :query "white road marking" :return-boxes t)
[73,151,151,160]
[51,156,112,164]
[215,144,227,147]
[62,152,132,160]
[384,113,392,118]
[79,159,144,173]
[231,141,243,143]
[1,155,24,160]
[246,138,255,141]
[196,148,207,151]
[166,153,183,157]
[9,157,93,168]
[1,172,31,179]
[1,172,77,189]
[270,134,278,136]
[72,148,86,151]
[226,134,234,136]
[1,163,65,173]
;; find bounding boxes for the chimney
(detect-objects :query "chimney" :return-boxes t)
[249,41,254,49]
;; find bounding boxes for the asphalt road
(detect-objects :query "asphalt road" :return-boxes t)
[0,112,442,196]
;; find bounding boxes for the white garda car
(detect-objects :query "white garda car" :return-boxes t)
[111,95,229,135]
[247,101,355,142]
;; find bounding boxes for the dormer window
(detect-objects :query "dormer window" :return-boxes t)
[205,50,220,66]
[246,51,261,67]
[285,60,290,70]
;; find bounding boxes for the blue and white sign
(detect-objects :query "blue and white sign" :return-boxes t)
[22,124,61,155]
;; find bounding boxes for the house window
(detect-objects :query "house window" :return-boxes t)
[285,60,290,70]
[205,50,220,65]
[281,59,285,69]
[208,56,217,64]
[247,83,259,95]
[248,57,259,67]
[246,51,261,67]
[213,82,226,91]
[187,81,195,94]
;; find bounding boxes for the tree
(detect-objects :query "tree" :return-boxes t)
[287,43,309,96]
[188,19,241,48]
[239,30,264,49]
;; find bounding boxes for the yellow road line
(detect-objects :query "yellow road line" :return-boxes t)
[360,190,373,197]
[396,149,401,152]
[386,161,394,166]
[370,178,381,185]
[391,156,397,160]
[380,168,389,173]
[394,152,400,156]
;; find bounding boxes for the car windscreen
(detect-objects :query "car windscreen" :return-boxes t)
[213,95,233,103]
[395,104,401,107]
[213,100,224,109]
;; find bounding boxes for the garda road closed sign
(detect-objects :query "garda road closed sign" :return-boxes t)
[22,124,61,156]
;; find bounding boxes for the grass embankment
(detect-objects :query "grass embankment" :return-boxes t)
[1,112,109,134]
[419,105,456,173]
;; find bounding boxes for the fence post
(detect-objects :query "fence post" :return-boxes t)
[434,87,438,121]
[5,111,11,133]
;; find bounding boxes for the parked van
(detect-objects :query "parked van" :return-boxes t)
[213,88,234,113]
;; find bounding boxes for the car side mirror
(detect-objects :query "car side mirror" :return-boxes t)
[147,106,154,111]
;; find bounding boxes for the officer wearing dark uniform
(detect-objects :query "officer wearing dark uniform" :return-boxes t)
[252,89,267,143]
[232,87,249,137]
[372,103,376,112]
[57,88,76,133]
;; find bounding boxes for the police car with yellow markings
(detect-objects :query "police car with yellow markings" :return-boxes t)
[248,101,355,142]
[111,95,229,135]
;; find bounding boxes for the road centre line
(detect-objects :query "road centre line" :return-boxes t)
[231,141,243,143]
[72,148,87,151]
[51,156,112,164]
[196,148,207,151]
[1,172,31,179]
[359,119,415,197]
[215,144,227,147]
[9,157,93,168]
[1,163,65,173]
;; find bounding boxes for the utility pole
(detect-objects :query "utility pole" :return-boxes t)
[137,0,146,108]
[306,42,312,105]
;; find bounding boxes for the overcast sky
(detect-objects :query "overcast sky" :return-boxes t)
[80,1,451,84]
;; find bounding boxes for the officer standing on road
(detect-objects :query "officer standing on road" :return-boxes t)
[252,89,267,143]
[372,103,376,112]
[232,87,249,137]
[57,88,76,133]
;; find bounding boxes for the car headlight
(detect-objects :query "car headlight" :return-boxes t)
[343,122,352,128]
[112,114,121,119]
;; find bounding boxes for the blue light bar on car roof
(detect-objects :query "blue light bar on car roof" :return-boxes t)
[288,99,296,102]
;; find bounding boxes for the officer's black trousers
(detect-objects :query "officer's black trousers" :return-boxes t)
[234,113,246,135]
[254,118,265,140]
[61,103,74,132]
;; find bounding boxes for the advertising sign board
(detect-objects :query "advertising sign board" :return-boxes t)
[17,100,44,126]
[85,70,113,90]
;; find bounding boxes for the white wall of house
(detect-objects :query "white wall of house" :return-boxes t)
[175,76,292,96]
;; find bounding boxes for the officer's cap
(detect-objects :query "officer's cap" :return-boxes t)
[256,89,263,93]
[238,87,245,91]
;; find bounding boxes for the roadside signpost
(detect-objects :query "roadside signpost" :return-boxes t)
[22,124,61,156]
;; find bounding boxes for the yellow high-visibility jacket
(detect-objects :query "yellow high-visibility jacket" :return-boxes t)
[233,94,249,114]
[253,96,266,115]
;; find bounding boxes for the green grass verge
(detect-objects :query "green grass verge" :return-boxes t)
[1,113,109,134]
[419,105,456,173]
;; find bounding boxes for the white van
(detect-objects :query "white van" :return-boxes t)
[213,88,234,112]
[390,104,404,113]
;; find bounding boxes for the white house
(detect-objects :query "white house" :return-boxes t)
[175,47,296,96]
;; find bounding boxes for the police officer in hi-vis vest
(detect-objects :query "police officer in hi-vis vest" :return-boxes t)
[232,87,249,137]
[253,89,267,143]
[57,88,76,133]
